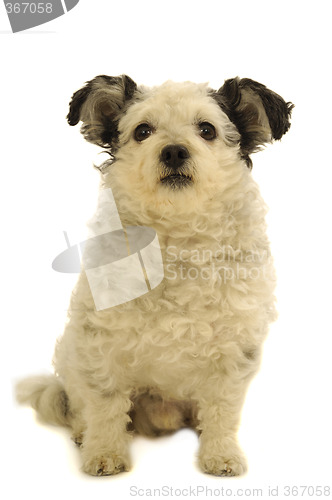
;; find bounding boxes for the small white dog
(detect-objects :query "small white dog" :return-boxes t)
[16,75,293,476]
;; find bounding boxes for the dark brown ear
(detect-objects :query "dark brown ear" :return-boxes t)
[214,77,294,168]
[67,74,138,148]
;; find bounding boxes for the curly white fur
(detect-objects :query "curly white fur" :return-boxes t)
[16,77,291,477]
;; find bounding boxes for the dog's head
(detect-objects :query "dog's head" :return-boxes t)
[67,75,293,213]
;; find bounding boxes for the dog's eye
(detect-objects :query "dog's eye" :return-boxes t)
[199,122,216,141]
[134,123,154,142]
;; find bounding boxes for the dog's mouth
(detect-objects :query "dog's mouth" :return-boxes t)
[160,172,193,188]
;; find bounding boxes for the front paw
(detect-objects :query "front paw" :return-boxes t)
[199,453,247,476]
[198,441,248,477]
[82,452,130,476]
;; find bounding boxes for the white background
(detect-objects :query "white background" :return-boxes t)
[1,1,332,498]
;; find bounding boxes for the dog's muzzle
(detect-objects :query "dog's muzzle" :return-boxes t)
[160,144,193,188]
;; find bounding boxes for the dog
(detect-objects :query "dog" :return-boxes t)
[16,75,293,476]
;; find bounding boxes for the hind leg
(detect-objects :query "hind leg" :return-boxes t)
[57,373,86,446]
[65,413,85,447]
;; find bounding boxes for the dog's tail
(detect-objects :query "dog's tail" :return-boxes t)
[15,375,70,427]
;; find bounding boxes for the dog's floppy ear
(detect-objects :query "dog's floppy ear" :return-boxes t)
[215,78,294,168]
[67,74,138,147]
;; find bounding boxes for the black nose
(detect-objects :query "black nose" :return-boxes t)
[160,145,190,170]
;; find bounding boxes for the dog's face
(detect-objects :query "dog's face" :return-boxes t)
[67,75,293,213]
[113,82,242,208]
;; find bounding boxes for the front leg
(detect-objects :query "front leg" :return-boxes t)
[81,389,132,476]
[195,378,251,477]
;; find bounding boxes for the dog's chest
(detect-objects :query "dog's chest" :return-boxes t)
[82,268,237,393]
[99,318,227,395]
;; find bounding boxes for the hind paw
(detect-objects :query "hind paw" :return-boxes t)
[71,432,83,447]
